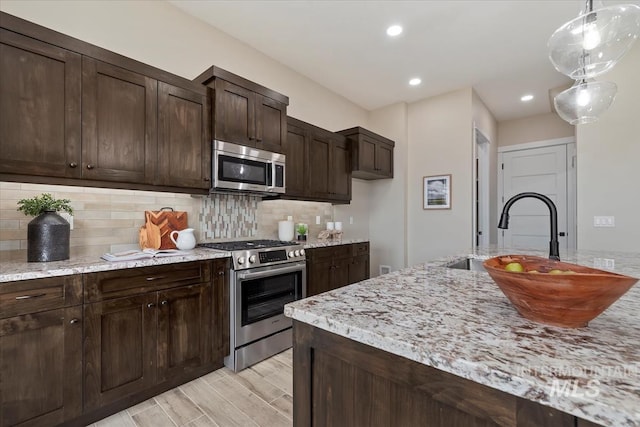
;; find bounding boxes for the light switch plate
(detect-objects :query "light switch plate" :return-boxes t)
[593,216,615,227]
[315,216,321,225]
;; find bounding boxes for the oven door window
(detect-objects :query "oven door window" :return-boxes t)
[241,271,301,326]
[218,155,268,185]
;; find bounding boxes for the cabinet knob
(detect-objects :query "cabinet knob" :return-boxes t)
[69,318,80,324]
[86,164,94,170]
[69,162,78,168]
[256,138,263,142]
[204,177,210,182]
[161,300,168,305]
[217,271,225,276]
[147,303,156,308]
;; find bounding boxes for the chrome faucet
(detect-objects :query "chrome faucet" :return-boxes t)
[498,192,560,261]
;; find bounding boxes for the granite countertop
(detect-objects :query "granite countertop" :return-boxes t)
[285,247,640,427]
[0,248,232,283]
[0,238,367,283]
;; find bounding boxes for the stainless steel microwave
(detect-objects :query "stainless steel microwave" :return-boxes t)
[212,140,286,194]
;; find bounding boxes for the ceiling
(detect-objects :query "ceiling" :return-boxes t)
[169,0,635,121]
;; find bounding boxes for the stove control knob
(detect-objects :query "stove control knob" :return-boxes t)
[300,249,305,256]
[288,251,294,258]
[249,255,257,264]
[294,250,300,257]
[237,256,246,265]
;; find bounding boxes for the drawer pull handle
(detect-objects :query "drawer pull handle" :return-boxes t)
[161,300,168,305]
[69,318,80,324]
[146,276,167,281]
[147,303,156,308]
[15,293,46,300]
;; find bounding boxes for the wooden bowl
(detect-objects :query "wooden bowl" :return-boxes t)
[483,255,639,328]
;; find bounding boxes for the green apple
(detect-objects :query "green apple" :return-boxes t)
[505,262,524,272]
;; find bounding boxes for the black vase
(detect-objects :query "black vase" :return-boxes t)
[27,211,70,262]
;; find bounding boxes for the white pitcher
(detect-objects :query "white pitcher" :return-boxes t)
[170,228,196,250]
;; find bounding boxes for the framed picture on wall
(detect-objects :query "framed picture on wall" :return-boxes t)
[423,174,451,210]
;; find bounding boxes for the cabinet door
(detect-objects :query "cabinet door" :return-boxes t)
[0,306,82,427]
[157,82,210,189]
[84,294,157,411]
[358,136,378,175]
[212,258,230,365]
[255,94,286,153]
[331,257,351,291]
[214,79,255,146]
[307,130,332,199]
[375,141,394,178]
[349,254,370,284]
[284,121,307,197]
[307,259,332,297]
[0,29,81,178]
[82,57,157,184]
[157,284,212,382]
[330,136,352,202]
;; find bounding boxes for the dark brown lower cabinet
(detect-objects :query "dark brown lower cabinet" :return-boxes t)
[306,242,370,297]
[157,284,212,382]
[0,307,83,427]
[83,293,158,411]
[293,321,600,427]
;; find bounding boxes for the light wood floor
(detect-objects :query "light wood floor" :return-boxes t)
[89,349,293,427]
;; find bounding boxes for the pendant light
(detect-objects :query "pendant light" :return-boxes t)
[554,79,617,125]
[549,1,640,79]
[549,0,640,124]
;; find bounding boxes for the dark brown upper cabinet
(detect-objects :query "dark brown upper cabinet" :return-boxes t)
[337,127,395,179]
[0,12,210,194]
[0,28,81,179]
[285,116,351,204]
[82,57,157,184]
[194,66,289,154]
[157,82,210,189]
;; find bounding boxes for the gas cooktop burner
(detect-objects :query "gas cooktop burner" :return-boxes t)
[198,239,297,251]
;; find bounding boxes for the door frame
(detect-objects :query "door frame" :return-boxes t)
[472,126,490,248]
[497,136,577,250]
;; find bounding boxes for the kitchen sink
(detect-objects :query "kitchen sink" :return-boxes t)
[445,257,487,272]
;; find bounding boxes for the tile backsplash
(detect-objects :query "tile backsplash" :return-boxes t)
[200,193,260,240]
[0,182,336,262]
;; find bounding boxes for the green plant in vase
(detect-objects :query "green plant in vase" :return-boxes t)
[17,193,73,262]
[296,223,308,241]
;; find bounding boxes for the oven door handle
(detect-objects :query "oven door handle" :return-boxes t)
[235,263,306,281]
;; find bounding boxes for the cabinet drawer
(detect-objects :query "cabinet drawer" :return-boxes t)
[85,261,211,302]
[306,245,352,261]
[353,242,370,256]
[0,275,82,319]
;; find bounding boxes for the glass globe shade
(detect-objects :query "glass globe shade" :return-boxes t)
[548,4,640,79]
[554,80,617,125]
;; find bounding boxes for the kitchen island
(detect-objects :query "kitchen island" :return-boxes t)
[284,248,640,427]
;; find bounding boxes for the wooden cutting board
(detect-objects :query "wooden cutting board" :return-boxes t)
[144,208,188,249]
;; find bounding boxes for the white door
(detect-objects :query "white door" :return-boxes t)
[499,144,571,251]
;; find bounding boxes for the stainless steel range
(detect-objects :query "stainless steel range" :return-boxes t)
[198,239,306,371]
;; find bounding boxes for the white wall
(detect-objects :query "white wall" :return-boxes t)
[367,102,409,275]
[0,0,368,130]
[498,112,574,147]
[407,88,474,265]
[576,44,640,252]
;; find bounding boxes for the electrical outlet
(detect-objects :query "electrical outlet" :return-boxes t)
[60,212,73,230]
[593,216,615,227]
[315,216,321,225]
[604,258,615,269]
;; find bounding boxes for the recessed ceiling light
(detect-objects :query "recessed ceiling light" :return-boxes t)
[521,94,534,102]
[386,25,403,37]
[409,78,422,86]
